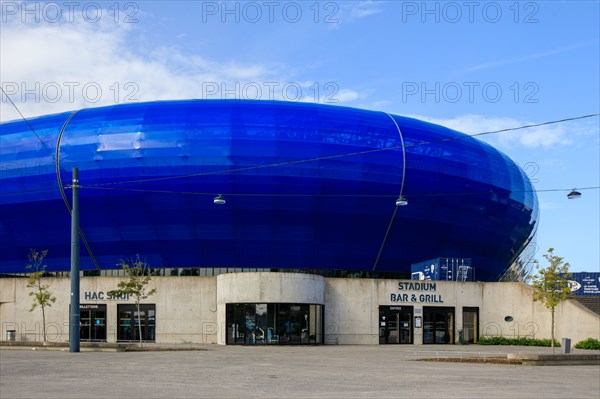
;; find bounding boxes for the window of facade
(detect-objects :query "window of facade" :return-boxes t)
[226,303,323,345]
[423,306,455,344]
[117,304,156,342]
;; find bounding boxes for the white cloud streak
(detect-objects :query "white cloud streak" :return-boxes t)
[349,1,383,19]
[406,114,578,149]
[0,19,362,122]
[465,43,595,72]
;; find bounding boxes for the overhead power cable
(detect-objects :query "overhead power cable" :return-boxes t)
[76,185,600,198]
[80,113,600,188]
[0,86,56,160]
[0,91,101,269]
[2,91,598,274]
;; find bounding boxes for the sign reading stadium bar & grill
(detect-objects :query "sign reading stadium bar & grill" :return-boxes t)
[390,282,444,303]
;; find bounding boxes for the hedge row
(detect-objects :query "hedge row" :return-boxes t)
[478,336,560,347]
[574,338,600,350]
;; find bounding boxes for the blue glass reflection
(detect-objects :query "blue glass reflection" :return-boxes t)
[0,100,538,280]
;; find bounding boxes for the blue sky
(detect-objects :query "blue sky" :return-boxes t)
[1,1,598,273]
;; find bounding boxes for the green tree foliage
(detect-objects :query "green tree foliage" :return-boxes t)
[26,249,56,342]
[108,255,156,345]
[530,248,572,353]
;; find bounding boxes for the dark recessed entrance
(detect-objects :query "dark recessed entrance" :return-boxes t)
[379,306,413,344]
[80,304,106,342]
[423,306,454,344]
[462,307,479,343]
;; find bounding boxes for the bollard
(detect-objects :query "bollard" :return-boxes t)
[561,338,571,354]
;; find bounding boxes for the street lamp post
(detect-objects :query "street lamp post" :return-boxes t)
[69,167,80,352]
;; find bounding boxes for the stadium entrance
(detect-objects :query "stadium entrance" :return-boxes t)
[423,307,454,344]
[379,306,413,344]
[80,304,106,342]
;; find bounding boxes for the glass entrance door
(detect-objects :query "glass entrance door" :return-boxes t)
[80,304,106,341]
[423,307,454,344]
[462,307,479,343]
[379,306,413,344]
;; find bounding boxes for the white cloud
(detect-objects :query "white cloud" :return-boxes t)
[538,159,564,167]
[326,1,383,26]
[538,199,562,211]
[335,89,361,102]
[0,19,363,122]
[464,43,595,72]
[406,114,576,149]
[350,1,383,19]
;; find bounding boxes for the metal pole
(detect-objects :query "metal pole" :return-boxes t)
[69,168,80,352]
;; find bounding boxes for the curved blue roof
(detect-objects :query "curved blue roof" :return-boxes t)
[0,100,538,280]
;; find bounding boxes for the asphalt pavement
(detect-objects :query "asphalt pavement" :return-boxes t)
[1,344,599,398]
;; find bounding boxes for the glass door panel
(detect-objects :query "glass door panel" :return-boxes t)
[462,307,478,343]
[119,310,133,341]
[423,313,434,344]
[117,304,156,342]
[80,309,92,340]
[379,306,413,344]
[399,312,412,344]
[423,307,454,344]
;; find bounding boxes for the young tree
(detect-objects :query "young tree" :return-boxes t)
[108,255,156,345]
[530,248,572,353]
[26,249,56,342]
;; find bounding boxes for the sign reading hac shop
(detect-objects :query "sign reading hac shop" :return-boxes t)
[84,291,130,301]
[390,282,443,303]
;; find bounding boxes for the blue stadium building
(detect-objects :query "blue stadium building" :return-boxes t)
[0,100,538,281]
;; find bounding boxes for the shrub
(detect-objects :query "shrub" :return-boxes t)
[478,336,560,347]
[574,338,600,350]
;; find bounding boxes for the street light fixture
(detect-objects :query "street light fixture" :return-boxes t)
[567,189,582,199]
[395,196,408,206]
[213,194,226,205]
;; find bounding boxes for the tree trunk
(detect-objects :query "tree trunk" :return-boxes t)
[39,281,47,342]
[41,303,47,342]
[551,306,555,354]
[136,301,143,347]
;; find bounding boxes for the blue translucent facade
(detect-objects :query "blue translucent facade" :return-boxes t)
[0,100,538,280]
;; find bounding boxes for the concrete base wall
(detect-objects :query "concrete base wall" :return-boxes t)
[0,276,218,344]
[481,283,600,344]
[1,274,598,345]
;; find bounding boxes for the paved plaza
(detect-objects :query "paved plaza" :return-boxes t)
[1,345,599,398]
